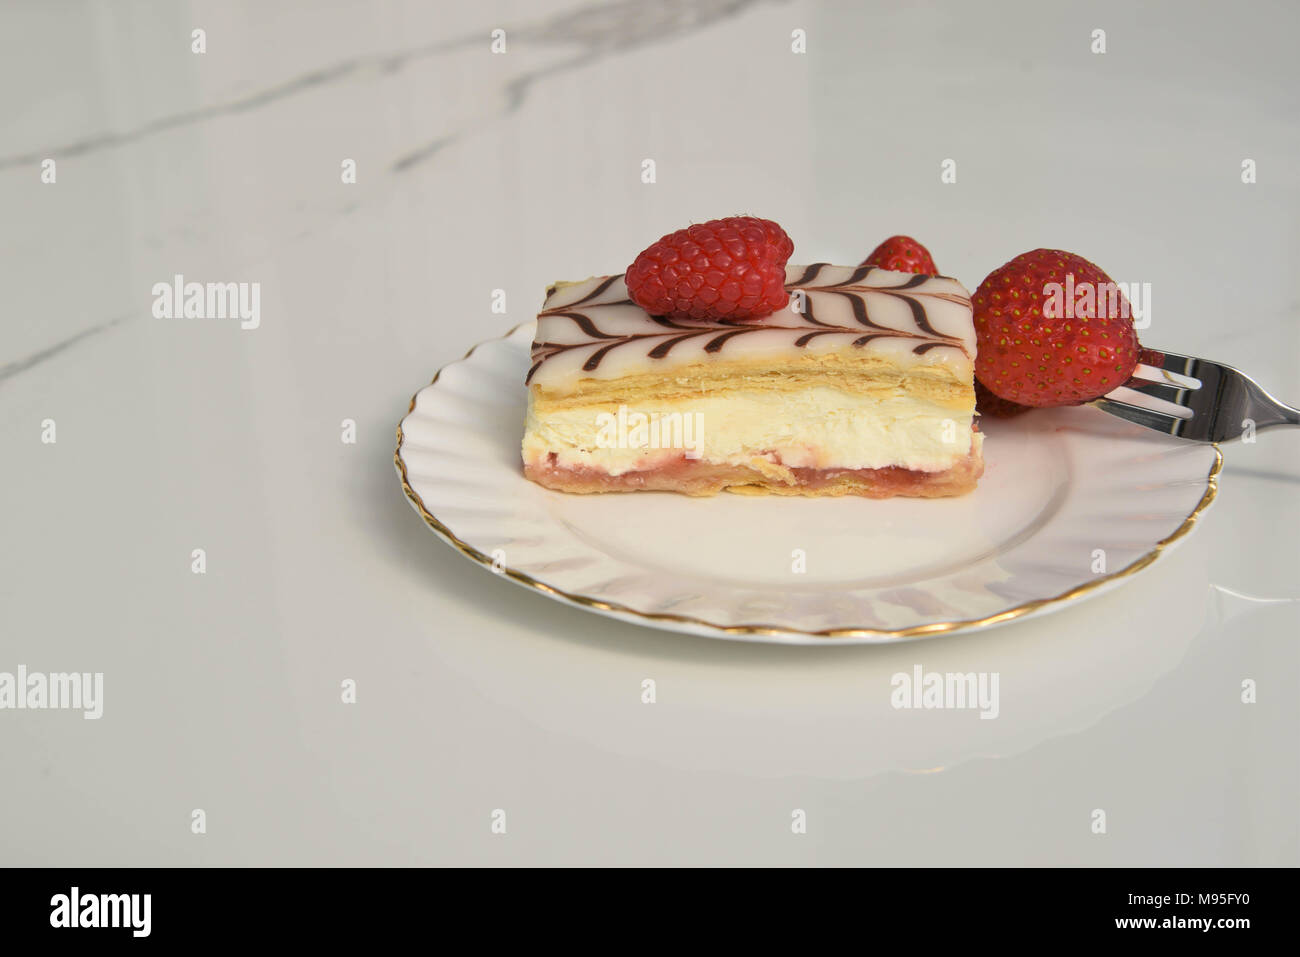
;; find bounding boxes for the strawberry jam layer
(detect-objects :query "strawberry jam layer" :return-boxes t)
[523,448,983,499]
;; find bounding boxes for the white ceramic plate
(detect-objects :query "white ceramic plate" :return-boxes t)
[395,322,1221,645]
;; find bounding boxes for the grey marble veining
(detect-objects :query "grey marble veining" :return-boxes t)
[0,0,770,172]
[392,0,771,170]
[0,312,131,384]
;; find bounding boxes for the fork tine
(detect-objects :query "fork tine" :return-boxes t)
[1142,348,1199,379]
[1090,397,1183,435]
[1124,375,1192,405]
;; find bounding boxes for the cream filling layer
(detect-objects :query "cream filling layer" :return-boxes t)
[523,387,977,476]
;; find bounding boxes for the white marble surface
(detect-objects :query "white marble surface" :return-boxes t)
[1,0,1297,865]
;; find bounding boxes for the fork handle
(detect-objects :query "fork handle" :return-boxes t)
[1243,378,1300,432]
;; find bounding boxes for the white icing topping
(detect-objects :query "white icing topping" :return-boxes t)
[528,264,974,389]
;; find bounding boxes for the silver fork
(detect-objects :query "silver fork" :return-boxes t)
[1091,348,1300,442]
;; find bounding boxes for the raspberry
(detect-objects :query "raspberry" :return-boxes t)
[972,248,1139,408]
[625,216,794,320]
[861,235,938,274]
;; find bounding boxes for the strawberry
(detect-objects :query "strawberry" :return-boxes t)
[972,249,1139,408]
[626,216,794,320]
[861,235,938,274]
[1137,346,1164,368]
[974,378,1033,418]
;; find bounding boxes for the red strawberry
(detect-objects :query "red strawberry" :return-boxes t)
[1137,346,1164,368]
[972,249,1139,408]
[861,235,938,274]
[626,216,794,320]
[974,378,1033,418]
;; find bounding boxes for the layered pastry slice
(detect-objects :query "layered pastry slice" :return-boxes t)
[521,263,983,498]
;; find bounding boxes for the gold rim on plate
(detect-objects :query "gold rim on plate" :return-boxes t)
[394,324,1223,641]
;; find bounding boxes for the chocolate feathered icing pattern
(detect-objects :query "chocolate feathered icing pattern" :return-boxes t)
[527,263,975,387]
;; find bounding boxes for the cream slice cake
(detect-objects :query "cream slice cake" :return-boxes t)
[521,263,983,498]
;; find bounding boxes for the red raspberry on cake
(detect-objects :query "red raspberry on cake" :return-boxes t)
[625,216,794,320]
[973,248,1139,408]
[861,235,938,275]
